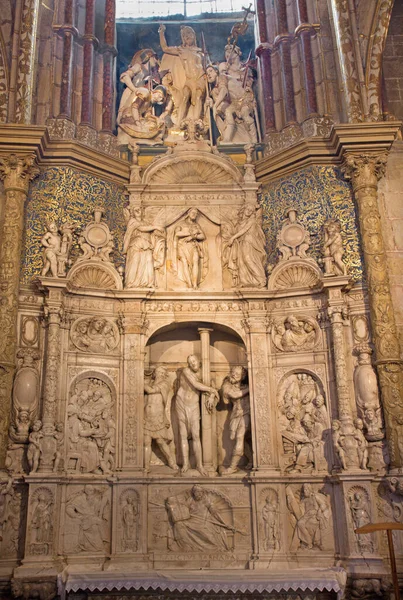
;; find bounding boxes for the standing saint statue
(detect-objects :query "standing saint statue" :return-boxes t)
[158,24,205,125]
[123,206,166,289]
[174,355,219,475]
[172,208,208,289]
[144,366,178,472]
[223,204,267,288]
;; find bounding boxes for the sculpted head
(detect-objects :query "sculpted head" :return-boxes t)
[47,221,58,234]
[187,354,200,372]
[84,485,95,497]
[354,418,364,431]
[206,65,219,84]
[92,318,105,333]
[18,409,30,424]
[314,394,325,408]
[230,365,246,384]
[302,483,312,497]
[32,420,42,432]
[191,484,205,501]
[154,366,168,380]
[364,407,375,421]
[180,25,196,47]
[332,419,341,431]
[188,208,198,221]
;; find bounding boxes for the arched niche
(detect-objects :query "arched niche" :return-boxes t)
[144,321,249,473]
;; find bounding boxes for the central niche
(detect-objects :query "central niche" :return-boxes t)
[144,322,248,475]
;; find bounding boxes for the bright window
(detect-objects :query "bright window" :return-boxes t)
[116,0,248,19]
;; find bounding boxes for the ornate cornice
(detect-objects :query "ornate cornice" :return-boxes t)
[0,125,129,185]
[255,122,401,183]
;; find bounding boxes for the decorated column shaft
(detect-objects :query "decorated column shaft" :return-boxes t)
[327,304,352,423]
[0,154,39,468]
[80,0,96,126]
[343,152,403,469]
[329,0,363,122]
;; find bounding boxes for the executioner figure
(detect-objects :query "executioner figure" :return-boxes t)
[144,366,178,472]
[174,355,219,475]
[220,366,252,474]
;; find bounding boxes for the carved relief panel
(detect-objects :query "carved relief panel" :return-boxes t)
[117,488,140,553]
[70,317,120,354]
[63,485,111,554]
[276,372,331,473]
[258,486,281,553]
[26,485,56,557]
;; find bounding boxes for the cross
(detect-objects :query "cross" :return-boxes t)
[242,3,256,18]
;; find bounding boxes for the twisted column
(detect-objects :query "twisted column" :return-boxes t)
[255,0,275,132]
[295,0,318,117]
[0,154,39,468]
[343,152,403,469]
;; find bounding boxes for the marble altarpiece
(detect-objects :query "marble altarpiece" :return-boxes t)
[0,14,402,600]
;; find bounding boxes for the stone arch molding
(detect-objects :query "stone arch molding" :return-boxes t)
[144,318,248,346]
[141,149,243,186]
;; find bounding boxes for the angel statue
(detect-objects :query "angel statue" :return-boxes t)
[123,205,166,289]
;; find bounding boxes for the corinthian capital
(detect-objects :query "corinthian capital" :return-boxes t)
[0,153,40,192]
[342,152,388,187]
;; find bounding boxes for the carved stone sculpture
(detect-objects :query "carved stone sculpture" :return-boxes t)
[276,208,311,262]
[172,209,208,289]
[10,349,40,443]
[120,490,139,552]
[279,373,328,473]
[30,488,54,555]
[27,420,43,473]
[221,204,266,288]
[0,479,22,558]
[331,418,368,471]
[117,48,167,145]
[348,487,374,554]
[158,24,205,126]
[71,317,119,353]
[41,221,73,278]
[173,355,219,475]
[271,315,318,352]
[144,366,178,472]
[123,204,166,289]
[66,378,115,474]
[165,485,235,551]
[286,483,331,551]
[323,219,347,276]
[353,345,384,442]
[220,366,251,474]
[65,485,110,553]
[262,489,280,551]
[75,207,114,264]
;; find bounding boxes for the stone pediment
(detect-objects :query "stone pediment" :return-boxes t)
[141,148,243,186]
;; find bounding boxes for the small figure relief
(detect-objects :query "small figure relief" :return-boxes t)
[27,420,64,474]
[27,420,43,473]
[165,485,236,551]
[159,24,205,127]
[144,366,178,473]
[173,355,219,475]
[117,49,168,145]
[75,207,114,264]
[278,373,329,473]
[322,219,347,276]
[65,485,110,554]
[0,479,23,558]
[29,487,54,556]
[286,484,332,552]
[119,489,139,552]
[221,204,267,288]
[70,316,119,353]
[66,377,115,474]
[10,349,40,443]
[377,479,403,557]
[123,204,166,289]
[171,208,208,290]
[270,315,319,353]
[276,208,311,263]
[350,578,390,599]
[353,345,384,442]
[331,419,369,471]
[219,366,252,475]
[41,221,74,278]
[347,487,374,554]
[261,488,280,551]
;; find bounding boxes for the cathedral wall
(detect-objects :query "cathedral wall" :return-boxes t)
[383,0,403,120]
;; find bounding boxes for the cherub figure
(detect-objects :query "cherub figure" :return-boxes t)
[41,222,61,277]
[332,420,347,470]
[27,420,43,473]
[323,219,346,276]
[354,418,369,470]
[76,234,94,261]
